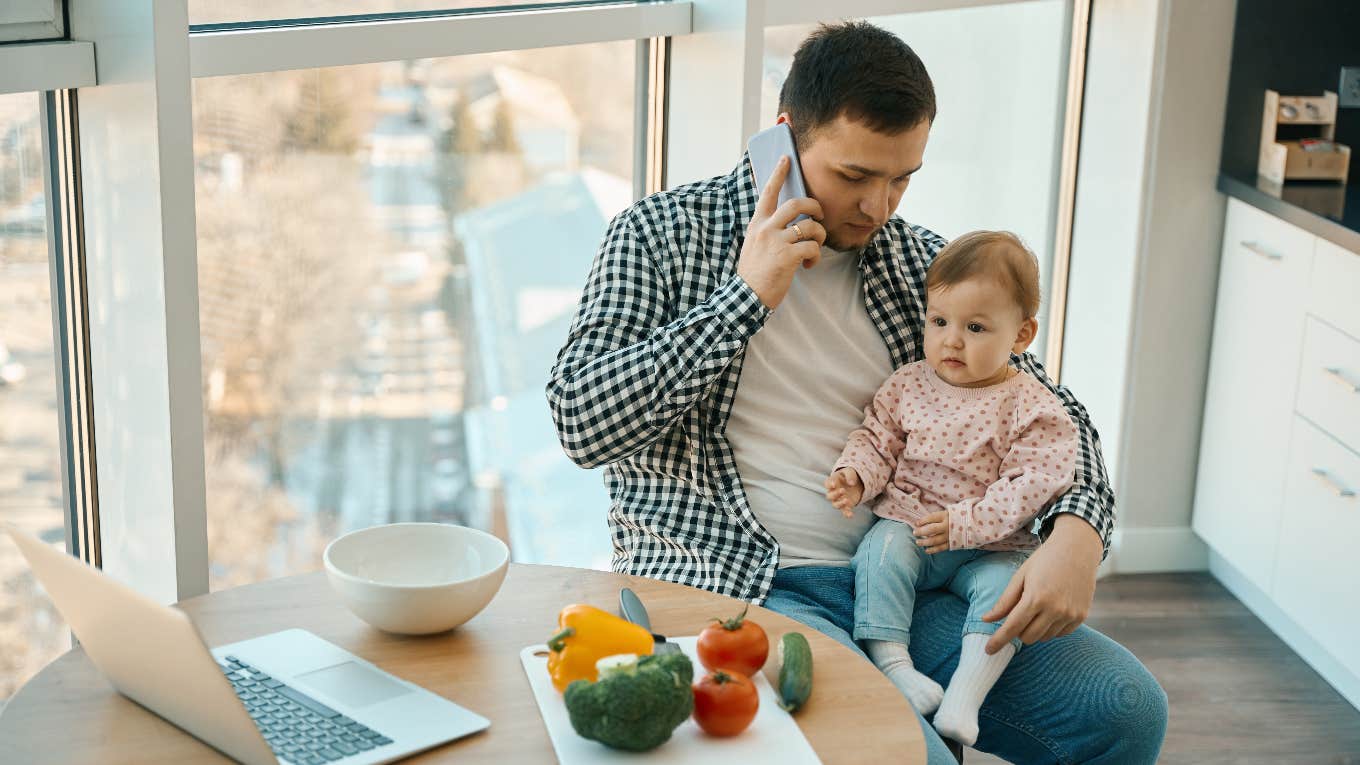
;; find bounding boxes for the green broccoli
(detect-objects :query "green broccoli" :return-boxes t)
[563,651,695,752]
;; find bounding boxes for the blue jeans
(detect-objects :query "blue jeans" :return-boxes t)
[764,566,1168,764]
[853,518,1027,653]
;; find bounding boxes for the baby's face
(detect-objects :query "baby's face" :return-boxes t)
[923,278,1036,388]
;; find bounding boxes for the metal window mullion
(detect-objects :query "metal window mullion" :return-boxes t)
[70,0,210,603]
[633,38,649,202]
[646,37,668,195]
[665,0,764,188]
[0,41,96,95]
[633,36,668,199]
[1043,0,1092,379]
[189,2,693,79]
[40,89,100,567]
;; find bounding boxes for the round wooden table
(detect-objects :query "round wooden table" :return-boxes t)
[0,563,925,763]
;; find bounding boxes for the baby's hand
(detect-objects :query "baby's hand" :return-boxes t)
[914,511,950,554]
[824,467,864,518]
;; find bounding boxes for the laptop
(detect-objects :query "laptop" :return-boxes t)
[3,522,489,765]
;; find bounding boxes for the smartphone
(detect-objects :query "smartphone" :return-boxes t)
[747,122,811,225]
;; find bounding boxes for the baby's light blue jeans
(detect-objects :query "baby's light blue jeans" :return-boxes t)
[852,517,1027,653]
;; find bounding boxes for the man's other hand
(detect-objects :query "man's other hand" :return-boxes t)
[979,514,1102,654]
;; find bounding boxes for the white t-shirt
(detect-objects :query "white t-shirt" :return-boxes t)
[726,246,897,568]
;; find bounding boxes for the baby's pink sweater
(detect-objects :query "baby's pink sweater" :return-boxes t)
[834,360,1078,551]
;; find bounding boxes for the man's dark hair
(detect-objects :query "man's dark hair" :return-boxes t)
[778,21,936,148]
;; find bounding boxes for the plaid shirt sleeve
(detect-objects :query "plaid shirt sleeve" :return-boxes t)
[1011,352,1117,559]
[547,206,771,468]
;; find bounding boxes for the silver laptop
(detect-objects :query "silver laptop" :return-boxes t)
[4,522,489,765]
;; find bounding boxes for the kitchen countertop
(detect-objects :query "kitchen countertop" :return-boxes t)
[1218,172,1360,254]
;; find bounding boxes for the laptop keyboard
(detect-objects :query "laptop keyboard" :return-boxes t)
[220,655,393,764]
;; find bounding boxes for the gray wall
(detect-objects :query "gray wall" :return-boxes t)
[1065,0,1237,572]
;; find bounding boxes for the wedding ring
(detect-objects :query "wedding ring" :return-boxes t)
[791,222,805,242]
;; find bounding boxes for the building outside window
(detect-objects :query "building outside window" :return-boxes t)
[191,43,634,590]
[764,1,1071,354]
[0,91,69,703]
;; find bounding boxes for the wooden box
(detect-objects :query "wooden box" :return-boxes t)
[1259,90,1351,184]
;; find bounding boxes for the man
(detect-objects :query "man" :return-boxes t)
[548,21,1167,764]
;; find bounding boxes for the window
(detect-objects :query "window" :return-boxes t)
[763,1,1073,354]
[191,43,635,589]
[2,0,1083,612]
[0,91,69,703]
[0,0,64,42]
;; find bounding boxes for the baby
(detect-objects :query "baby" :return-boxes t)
[823,230,1078,746]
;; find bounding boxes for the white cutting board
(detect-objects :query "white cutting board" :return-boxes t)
[520,636,822,764]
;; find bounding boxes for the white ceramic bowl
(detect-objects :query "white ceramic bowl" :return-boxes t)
[324,522,509,635]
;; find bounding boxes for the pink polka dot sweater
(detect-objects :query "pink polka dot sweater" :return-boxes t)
[833,360,1078,552]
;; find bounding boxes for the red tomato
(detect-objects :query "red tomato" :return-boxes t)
[696,605,769,677]
[692,669,759,737]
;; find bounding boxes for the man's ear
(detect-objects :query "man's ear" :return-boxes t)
[777,112,792,127]
[1012,317,1039,354]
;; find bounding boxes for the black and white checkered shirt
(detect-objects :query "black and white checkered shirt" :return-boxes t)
[547,156,1115,603]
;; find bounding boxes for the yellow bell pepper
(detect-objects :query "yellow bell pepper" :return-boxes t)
[546,604,655,692]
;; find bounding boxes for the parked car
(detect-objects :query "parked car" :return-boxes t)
[0,341,26,386]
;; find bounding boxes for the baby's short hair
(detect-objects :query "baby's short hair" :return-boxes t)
[926,230,1041,319]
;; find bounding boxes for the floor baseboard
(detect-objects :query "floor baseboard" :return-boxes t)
[1109,525,1209,573]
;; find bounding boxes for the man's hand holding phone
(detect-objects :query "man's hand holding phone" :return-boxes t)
[738,156,826,310]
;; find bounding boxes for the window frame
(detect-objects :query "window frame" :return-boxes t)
[0,0,66,42]
[0,42,94,95]
[39,89,100,567]
[187,2,691,78]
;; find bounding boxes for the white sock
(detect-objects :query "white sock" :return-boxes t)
[933,633,1016,746]
[866,639,945,716]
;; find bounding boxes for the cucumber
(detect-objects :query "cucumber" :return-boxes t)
[776,631,813,712]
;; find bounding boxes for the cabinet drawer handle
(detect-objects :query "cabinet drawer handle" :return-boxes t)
[1239,240,1284,260]
[1312,467,1357,498]
[1324,367,1360,393]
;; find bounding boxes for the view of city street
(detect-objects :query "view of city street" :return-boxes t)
[191,44,635,591]
[0,44,638,702]
[0,92,69,705]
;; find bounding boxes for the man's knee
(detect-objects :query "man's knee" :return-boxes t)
[1084,660,1169,763]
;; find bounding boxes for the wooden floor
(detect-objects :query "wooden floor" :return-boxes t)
[962,573,1360,764]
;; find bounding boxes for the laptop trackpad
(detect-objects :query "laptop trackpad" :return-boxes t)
[295,661,413,708]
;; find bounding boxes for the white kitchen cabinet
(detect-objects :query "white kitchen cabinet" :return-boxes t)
[1310,237,1360,341]
[1270,416,1360,681]
[1295,317,1360,451]
[1194,194,1360,711]
[1192,198,1315,591]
